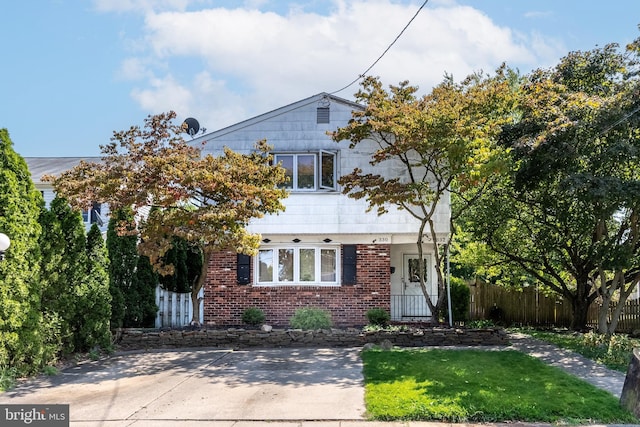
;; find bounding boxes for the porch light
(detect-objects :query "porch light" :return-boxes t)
[0,233,10,261]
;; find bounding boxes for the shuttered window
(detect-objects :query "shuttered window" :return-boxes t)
[256,245,339,285]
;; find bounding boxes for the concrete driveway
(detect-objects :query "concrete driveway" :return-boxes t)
[0,347,366,425]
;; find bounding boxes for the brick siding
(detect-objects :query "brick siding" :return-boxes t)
[203,244,391,327]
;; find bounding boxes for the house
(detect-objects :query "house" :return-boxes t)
[24,157,109,233]
[190,93,451,327]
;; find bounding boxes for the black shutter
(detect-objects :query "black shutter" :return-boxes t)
[237,254,251,285]
[342,245,357,285]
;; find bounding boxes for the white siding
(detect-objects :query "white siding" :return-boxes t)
[194,93,450,242]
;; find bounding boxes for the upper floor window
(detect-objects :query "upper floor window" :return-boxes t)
[275,151,336,191]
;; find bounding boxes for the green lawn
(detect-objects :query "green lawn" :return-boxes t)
[362,348,637,423]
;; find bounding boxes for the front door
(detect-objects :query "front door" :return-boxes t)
[401,254,432,318]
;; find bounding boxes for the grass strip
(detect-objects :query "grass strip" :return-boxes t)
[362,348,637,423]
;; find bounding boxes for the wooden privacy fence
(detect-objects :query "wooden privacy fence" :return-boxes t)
[468,282,640,332]
[155,285,204,328]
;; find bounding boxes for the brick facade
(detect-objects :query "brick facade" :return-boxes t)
[203,244,391,327]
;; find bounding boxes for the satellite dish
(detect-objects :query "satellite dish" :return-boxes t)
[183,117,200,136]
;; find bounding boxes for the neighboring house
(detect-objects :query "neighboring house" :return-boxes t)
[190,93,451,327]
[24,157,109,233]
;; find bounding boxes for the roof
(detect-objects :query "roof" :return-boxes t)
[189,92,363,144]
[24,157,101,184]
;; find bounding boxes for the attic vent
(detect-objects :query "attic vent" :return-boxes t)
[317,107,330,124]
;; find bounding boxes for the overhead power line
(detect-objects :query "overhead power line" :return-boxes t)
[330,0,430,95]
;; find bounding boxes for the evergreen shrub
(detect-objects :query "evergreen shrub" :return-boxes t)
[242,307,266,326]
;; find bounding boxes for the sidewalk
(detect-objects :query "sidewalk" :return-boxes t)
[507,332,627,399]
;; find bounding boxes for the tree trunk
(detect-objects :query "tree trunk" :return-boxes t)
[190,250,211,325]
[570,295,590,331]
[416,220,437,319]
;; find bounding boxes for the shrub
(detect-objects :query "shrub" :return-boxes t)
[289,307,333,330]
[366,308,391,327]
[466,319,496,329]
[242,307,266,326]
[444,277,470,322]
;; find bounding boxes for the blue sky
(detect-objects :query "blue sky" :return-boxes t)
[2,0,639,157]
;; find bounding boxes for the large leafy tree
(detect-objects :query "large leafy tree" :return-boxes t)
[465,40,640,332]
[331,71,517,323]
[0,129,49,373]
[46,112,287,324]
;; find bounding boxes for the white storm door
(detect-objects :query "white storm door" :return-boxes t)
[402,254,431,318]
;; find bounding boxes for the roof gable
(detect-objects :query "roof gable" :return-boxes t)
[190,93,362,145]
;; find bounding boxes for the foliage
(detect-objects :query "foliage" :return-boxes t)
[0,129,49,374]
[289,307,333,330]
[443,277,470,322]
[39,196,88,354]
[106,208,137,329]
[46,112,288,324]
[465,319,496,329]
[362,349,636,423]
[241,307,266,326]
[0,366,18,391]
[523,329,638,372]
[463,39,640,332]
[159,236,203,294]
[362,324,408,332]
[331,70,517,323]
[127,254,159,328]
[76,223,112,351]
[366,308,391,327]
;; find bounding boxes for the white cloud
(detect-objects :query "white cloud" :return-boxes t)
[131,75,192,113]
[93,0,192,14]
[115,0,565,129]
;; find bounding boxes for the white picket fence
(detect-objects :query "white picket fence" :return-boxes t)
[155,285,204,328]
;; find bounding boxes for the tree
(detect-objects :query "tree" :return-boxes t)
[46,112,287,324]
[106,208,138,329]
[39,196,87,354]
[0,129,49,374]
[127,254,158,328]
[330,71,516,323]
[78,224,112,350]
[159,236,202,294]
[464,40,640,332]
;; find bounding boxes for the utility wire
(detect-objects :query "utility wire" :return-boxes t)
[330,0,430,95]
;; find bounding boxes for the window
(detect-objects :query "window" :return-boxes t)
[275,151,336,191]
[82,202,103,224]
[257,245,339,285]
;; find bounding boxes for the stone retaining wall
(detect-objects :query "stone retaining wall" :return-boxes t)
[114,327,508,351]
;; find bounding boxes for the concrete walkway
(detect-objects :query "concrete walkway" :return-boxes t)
[0,333,635,427]
[507,332,627,399]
